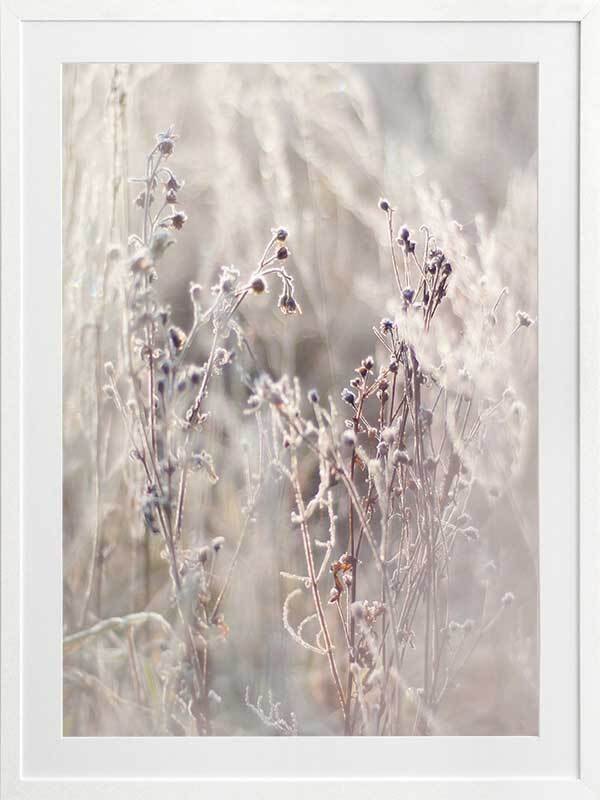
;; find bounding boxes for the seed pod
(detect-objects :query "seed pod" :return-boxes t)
[341,388,356,407]
[250,275,267,294]
[168,326,186,353]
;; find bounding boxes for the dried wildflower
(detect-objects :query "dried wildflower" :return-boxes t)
[166,188,178,204]
[189,283,202,305]
[362,600,386,626]
[501,591,515,607]
[104,361,115,379]
[218,265,240,295]
[462,526,480,542]
[161,210,188,231]
[363,355,374,372]
[273,226,288,241]
[250,374,289,409]
[245,688,298,736]
[166,173,184,193]
[250,275,267,294]
[329,554,354,603]
[516,310,534,328]
[214,348,234,369]
[308,388,319,404]
[278,291,301,315]
[211,536,225,552]
[378,197,390,212]
[156,125,178,157]
[142,498,160,535]
[341,387,356,407]
[190,451,219,483]
[399,225,410,242]
[173,211,188,230]
[376,441,388,458]
[380,318,394,334]
[168,326,187,353]
[276,246,289,260]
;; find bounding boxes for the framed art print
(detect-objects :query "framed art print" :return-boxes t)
[2,2,599,799]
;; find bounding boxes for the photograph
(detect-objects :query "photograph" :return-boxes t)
[62,62,539,737]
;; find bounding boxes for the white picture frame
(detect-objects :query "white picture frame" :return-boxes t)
[1,2,598,798]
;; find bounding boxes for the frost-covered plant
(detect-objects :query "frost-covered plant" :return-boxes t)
[250,199,534,735]
[97,127,300,734]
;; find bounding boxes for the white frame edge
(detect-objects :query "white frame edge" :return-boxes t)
[1,2,23,800]
[1,2,599,799]
[0,0,597,21]
[580,1,600,798]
